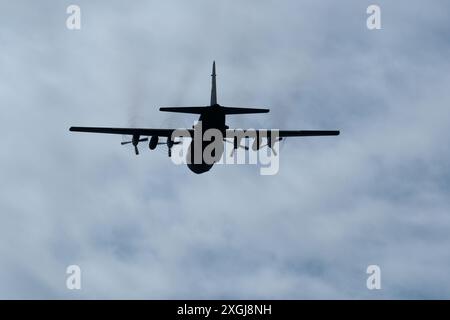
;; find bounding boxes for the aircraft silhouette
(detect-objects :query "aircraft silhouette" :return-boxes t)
[70,62,340,174]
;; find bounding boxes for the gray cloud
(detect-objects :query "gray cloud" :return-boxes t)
[0,0,449,299]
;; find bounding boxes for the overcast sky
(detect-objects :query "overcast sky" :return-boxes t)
[1,0,450,299]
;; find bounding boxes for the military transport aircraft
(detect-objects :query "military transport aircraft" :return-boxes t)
[70,62,340,174]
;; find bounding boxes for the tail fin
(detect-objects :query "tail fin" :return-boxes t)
[211,61,217,105]
[159,61,270,115]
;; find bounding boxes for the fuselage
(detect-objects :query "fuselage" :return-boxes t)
[187,104,226,174]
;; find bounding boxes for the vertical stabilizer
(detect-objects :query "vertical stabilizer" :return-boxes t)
[210,61,217,105]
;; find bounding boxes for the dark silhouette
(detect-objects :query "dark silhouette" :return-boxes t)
[70,62,340,174]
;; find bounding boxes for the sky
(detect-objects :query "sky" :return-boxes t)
[0,0,450,299]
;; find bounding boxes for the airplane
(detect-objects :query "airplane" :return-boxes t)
[70,61,340,174]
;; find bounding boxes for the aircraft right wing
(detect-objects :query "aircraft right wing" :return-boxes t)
[226,129,340,137]
[278,130,340,137]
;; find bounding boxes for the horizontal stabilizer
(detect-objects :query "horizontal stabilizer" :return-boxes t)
[159,105,269,115]
[220,106,270,115]
[159,106,208,114]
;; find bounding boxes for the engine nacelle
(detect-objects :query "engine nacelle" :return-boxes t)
[149,136,158,150]
[251,135,263,151]
[233,136,239,150]
[132,134,140,146]
[166,137,174,157]
[167,137,174,149]
[267,136,273,149]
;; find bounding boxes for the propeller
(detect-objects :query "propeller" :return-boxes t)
[224,137,249,157]
[166,137,182,157]
[245,130,285,156]
[225,136,284,156]
[260,136,283,156]
[121,135,148,155]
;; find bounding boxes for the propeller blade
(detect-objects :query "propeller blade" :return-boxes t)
[224,139,249,156]
[269,137,283,156]
[271,148,277,157]
[224,139,249,149]
[160,142,181,145]
[122,138,147,145]
[134,146,139,155]
[261,137,284,148]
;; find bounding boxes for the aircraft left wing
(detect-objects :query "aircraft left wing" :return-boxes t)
[69,127,194,137]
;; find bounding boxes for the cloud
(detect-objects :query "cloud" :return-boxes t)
[0,0,449,299]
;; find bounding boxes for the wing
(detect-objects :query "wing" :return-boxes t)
[278,130,340,137]
[226,129,340,138]
[69,127,194,137]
